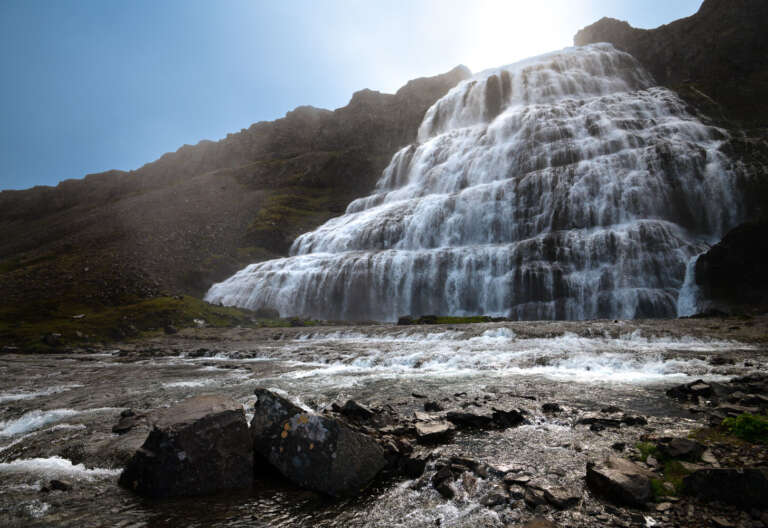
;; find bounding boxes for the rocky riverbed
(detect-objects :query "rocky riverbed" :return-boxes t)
[1,316,766,527]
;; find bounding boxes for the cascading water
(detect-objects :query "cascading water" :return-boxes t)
[206,43,744,321]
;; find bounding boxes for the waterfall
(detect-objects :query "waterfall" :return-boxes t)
[206,43,743,321]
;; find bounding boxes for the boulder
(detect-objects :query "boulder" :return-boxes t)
[585,456,653,507]
[415,421,455,443]
[683,467,768,509]
[339,399,375,420]
[657,438,704,461]
[250,388,386,497]
[118,394,253,497]
[543,486,581,509]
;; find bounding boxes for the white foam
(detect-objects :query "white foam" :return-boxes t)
[0,456,120,479]
[0,384,83,404]
[0,409,80,437]
[259,331,749,389]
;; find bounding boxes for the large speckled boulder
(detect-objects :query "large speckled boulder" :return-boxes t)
[251,388,386,497]
[118,394,253,497]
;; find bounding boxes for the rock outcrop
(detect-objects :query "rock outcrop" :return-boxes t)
[694,221,768,313]
[250,388,387,497]
[118,394,253,497]
[574,0,768,128]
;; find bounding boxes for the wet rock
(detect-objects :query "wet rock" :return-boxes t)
[522,519,559,528]
[415,421,455,443]
[504,473,532,486]
[524,486,549,507]
[339,399,375,420]
[601,405,623,413]
[620,414,648,426]
[431,466,456,499]
[585,456,653,507]
[578,414,622,428]
[710,517,735,528]
[682,467,768,509]
[163,325,178,335]
[479,484,508,507]
[446,409,494,429]
[657,438,705,461]
[251,388,386,498]
[424,400,443,412]
[491,408,526,428]
[119,394,253,497]
[42,333,62,346]
[542,402,562,413]
[112,410,147,435]
[397,316,414,325]
[612,442,627,452]
[543,486,581,509]
[49,479,72,491]
[401,452,429,478]
[667,379,713,402]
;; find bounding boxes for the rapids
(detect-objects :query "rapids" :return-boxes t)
[206,43,745,321]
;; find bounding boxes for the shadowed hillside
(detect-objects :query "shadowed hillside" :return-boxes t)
[0,66,470,329]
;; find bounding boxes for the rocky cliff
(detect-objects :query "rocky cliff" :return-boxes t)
[574,0,768,129]
[0,66,469,319]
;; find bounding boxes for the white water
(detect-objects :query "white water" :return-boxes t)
[238,330,748,390]
[0,384,83,404]
[207,44,743,321]
[0,456,120,479]
[0,409,80,437]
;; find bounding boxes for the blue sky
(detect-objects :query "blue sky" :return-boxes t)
[0,0,703,191]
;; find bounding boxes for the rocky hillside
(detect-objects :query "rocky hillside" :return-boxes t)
[0,66,469,322]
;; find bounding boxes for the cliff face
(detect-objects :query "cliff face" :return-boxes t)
[0,66,470,313]
[574,0,768,129]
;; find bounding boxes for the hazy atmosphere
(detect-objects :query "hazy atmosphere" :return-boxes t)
[1,0,702,190]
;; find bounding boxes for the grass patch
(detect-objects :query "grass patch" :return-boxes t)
[0,296,292,352]
[636,441,658,461]
[721,413,768,444]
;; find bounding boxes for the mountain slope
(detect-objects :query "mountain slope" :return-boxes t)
[0,66,470,322]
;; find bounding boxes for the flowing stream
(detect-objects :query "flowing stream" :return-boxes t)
[206,43,744,321]
[0,323,764,527]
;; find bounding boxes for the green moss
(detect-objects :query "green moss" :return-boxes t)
[721,413,768,443]
[661,460,691,493]
[636,441,658,460]
[0,253,59,275]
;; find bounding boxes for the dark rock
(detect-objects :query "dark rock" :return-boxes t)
[612,442,627,452]
[585,456,653,507]
[578,414,622,428]
[601,405,623,414]
[163,325,178,335]
[446,409,494,429]
[112,412,147,435]
[543,486,581,509]
[49,479,72,491]
[657,438,705,461]
[620,414,648,426]
[479,485,508,507]
[424,400,443,412]
[542,403,562,413]
[415,421,455,444]
[401,453,429,478]
[431,466,456,499]
[694,221,768,312]
[524,487,548,507]
[683,467,768,509]
[250,388,386,497]
[339,399,375,420]
[397,316,414,326]
[42,333,62,346]
[491,408,526,428]
[522,519,559,528]
[118,394,253,497]
[417,315,438,325]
